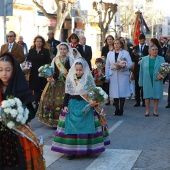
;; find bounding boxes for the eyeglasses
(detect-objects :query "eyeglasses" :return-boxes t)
[71,37,77,39]
[7,35,14,38]
[47,33,53,35]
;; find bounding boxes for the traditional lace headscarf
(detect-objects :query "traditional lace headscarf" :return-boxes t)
[69,48,82,66]
[65,57,95,95]
[51,42,74,68]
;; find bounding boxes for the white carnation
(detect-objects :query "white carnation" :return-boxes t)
[99,89,105,95]
[4,108,12,114]
[21,118,27,124]
[8,99,16,107]
[16,113,23,122]
[24,108,29,120]
[104,93,108,100]
[17,106,24,114]
[14,98,22,107]
[1,101,10,108]
[38,66,43,72]
[10,109,18,118]
[7,121,15,129]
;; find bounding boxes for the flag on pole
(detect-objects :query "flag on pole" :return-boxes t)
[133,12,141,45]
[133,11,150,45]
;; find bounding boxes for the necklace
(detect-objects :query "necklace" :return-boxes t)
[59,56,67,64]
[74,74,80,86]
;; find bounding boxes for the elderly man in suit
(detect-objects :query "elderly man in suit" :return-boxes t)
[0,31,25,63]
[79,35,92,70]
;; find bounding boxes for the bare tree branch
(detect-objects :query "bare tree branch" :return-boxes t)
[32,0,56,20]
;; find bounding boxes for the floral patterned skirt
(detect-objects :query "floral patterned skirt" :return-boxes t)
[37,81,65,127]
[0,123,27,169]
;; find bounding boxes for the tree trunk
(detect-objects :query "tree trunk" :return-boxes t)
[54,30,61,40]
[54,12,68,40]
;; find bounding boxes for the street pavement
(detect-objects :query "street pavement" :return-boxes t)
[30,82,170,170]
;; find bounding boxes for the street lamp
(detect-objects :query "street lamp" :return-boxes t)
[99,0,103,51]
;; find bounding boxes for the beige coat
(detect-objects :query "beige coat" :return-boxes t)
[0,42,25,63]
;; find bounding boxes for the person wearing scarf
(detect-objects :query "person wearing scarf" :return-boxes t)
[0,53,45,170]
[37,42,73,128]
[51,58,110,160]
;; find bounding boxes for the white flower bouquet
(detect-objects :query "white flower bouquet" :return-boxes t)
[157,63,170,80]
[82,87,108,114]
[0,97,29,129]
[38,64,53,78]
[20,61,32,74]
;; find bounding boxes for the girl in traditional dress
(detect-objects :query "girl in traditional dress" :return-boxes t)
[0,53,45,170]
[51,57,110,160]
[37,42,73,128]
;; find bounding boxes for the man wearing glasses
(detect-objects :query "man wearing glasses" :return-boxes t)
[0,31,25,63]
[47,30,60,60]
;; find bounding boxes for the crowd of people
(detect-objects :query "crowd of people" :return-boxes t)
[0,30,170,169]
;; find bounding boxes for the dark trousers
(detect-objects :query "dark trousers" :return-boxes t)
[34,89,43,111]
[134,74,144,104]
[114,98,125,113]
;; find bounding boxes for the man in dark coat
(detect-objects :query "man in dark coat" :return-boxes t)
[47,30,60,60]
[79,35,92,70]
[132,34,149,107]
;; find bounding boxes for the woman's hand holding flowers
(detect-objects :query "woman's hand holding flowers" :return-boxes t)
[47,76,55,82]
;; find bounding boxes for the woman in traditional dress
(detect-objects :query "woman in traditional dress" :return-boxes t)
[51,57,110,160]
[37,42,73,128]
[0,53,45,170]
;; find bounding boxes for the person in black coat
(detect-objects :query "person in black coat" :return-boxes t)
[101,35,114,105]
[101,35,114,59]
[47,30,60,60]
[79,35,92,70]
[27,35,51,111]
[132,34,149,107]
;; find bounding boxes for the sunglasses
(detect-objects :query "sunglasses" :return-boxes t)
[7,35,14,38]
[71,37,77,39]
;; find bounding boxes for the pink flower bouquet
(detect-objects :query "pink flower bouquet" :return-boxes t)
[113,58,128,70]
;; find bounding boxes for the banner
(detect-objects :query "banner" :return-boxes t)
[133,11,151,45]
[133,12,141,45]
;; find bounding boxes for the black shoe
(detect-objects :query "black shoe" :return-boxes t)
[52,127,57,130]
[165,104,170,108]
[114,110,120,116]
[67,154,75,160]
[134,103,140,107]
[113,102,115,106]
[153,113,159,117]
[145,113,149,117]
[142,103,146,107]
[118,111,123,116]
[105,101,110,105]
